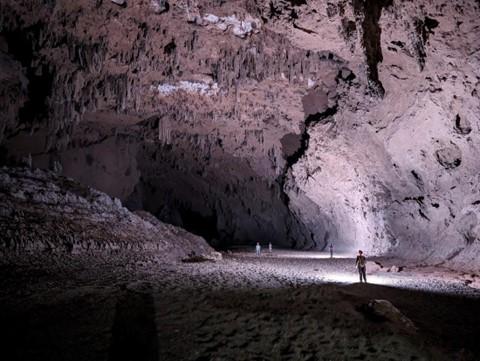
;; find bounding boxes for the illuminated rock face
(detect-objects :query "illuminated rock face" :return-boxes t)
[1,0,480,268]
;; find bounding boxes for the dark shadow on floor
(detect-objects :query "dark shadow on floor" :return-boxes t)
[108,289,159,361]
[341,282,480,357]
[176,282,480,360]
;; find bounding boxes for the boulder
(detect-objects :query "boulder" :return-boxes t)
[366,261,383,274]
[385,265,404,272]
[358,299,416,332]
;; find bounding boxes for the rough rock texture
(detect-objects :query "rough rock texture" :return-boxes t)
[0,166,215,260]
[1,0,480,268]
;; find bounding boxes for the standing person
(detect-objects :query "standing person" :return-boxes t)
[255,242,261,256]
[355,250,367,283]
[268,242,272,254]
[329,243,333,259]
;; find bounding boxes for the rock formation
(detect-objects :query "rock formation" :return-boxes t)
[1,0,479,269]
[0,166,215,260]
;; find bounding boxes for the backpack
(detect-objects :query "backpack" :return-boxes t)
[358,255,366,267]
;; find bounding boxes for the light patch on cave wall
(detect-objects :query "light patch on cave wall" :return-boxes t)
[152,81,219,97]
[202,14,261,38]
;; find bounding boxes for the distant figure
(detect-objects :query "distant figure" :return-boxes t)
[355,250,367,283]
[268,242,272,254]
[329,243,333,259]
[255,242,261,256]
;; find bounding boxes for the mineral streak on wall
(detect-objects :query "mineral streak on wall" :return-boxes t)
[1,0,480,270]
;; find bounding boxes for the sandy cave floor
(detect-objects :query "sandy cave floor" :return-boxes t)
[1,249,480,361]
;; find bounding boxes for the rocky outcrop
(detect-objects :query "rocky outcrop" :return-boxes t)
[0,0,480,269]
[0,166,215,260]
[357,299,416,333]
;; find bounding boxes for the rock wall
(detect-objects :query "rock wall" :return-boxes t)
[1,0,480,268]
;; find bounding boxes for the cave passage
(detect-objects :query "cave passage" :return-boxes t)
[1,0,480,359]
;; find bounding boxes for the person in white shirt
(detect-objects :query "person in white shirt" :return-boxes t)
[255,242,261,256]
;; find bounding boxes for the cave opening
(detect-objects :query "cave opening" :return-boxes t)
[177,207,220,244]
